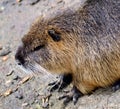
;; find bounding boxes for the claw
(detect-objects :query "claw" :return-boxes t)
[112,79,120,91]
[59,94,68,100]
[63,96,72,105]
[48,81,59,92]
[58,86,83,105]
[73,92,80,105]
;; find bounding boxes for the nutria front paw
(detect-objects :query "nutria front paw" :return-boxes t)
[58,86,83,105]
[48,74,72,92]
[112,80,120,91]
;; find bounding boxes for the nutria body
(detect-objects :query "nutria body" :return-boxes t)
[15,0,120,101]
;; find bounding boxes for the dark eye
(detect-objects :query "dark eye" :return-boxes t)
[33,45,44,51]
[48,29,61,42]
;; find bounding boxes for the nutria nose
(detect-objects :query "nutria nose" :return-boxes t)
[15,45,25,65]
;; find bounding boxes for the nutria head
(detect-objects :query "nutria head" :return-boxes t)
[15,16,77,74]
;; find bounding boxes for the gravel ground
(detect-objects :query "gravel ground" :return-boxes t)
[0,0,120,109]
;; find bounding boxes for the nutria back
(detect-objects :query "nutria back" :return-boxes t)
[15,0,120,94]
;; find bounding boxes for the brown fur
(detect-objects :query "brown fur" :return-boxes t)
[16,0,120,94]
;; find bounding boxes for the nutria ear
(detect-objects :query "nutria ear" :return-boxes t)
[48,29,61,42]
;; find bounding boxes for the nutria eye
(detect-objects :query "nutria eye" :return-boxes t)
[33,45,44,51]
[48,30,61,42]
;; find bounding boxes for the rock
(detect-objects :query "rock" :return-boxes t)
[15,89,24,99]
[0,47,11,56]
[5,80,12,85]
[6,70,14,76]
[13,75,21,80]
[42,102,49,108]
[49,101,54,107]
[16,0,23,3]
[15,93,23,99]
[22,102,28,107]
[35,99,39,103]
[0,6,5,13]
[3,89,13,97]
[2,56,9,61]
[0,45,2,50]
[29,0,40,5]
[27,93,36,105]
[57,0,63,4]
[35,104,43,109]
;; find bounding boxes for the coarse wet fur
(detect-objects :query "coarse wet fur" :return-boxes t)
[15,0,120,98]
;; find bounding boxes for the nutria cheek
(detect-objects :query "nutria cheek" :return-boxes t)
[35,49,51,63]
[27,52,42,64]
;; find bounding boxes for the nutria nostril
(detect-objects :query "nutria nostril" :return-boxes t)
[15,53,25,65]
[15,45,25,65]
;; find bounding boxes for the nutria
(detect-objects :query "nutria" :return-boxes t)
[15,0,120,105]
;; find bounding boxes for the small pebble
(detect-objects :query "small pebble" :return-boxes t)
[18,76,31,84]
[42,102,49,108]
[0,6,5,13]
[15,94,23,99]
[29,0,40,5]
[0,47,11,56]
[2,56,8,61]
[13,75,21,80]
[57,0,63,4]
[16,0,22,3]
[22,103,28,107]
[49,102,54,107]
[35,100,39,103]
[3,89,13,96]
[5,80,12,85]
[6,70,14,76]
[35,104,42,109]
[15,89,23,99]
[0,45,2,50]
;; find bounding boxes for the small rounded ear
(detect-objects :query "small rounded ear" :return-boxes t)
[48,29,61,42]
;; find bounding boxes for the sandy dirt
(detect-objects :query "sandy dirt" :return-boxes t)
[0,0,120,109]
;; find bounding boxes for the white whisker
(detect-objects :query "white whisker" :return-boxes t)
[17,58,56,80]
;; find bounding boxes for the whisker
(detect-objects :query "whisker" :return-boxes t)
[17,56,56,79]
